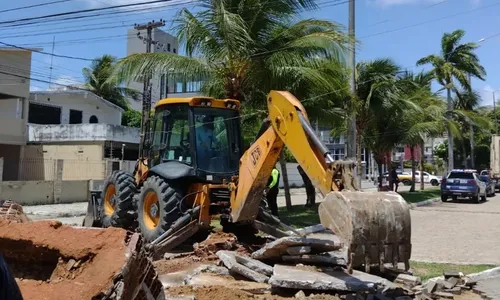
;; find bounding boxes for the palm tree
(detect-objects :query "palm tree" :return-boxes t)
[113,0,352,210]
[416,29,486,170]
[83,54,140,109]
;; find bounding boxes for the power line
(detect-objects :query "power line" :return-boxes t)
[0,41,93,61]
[0,0,180,26]
[0,0,73,14]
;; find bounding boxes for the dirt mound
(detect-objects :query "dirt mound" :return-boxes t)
[0,220,163,300]
[0,200,30,223]
[193,232,238,257]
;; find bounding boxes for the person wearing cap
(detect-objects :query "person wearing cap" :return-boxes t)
[266,168,280,216]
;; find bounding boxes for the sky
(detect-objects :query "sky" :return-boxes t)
[2,0,500,106]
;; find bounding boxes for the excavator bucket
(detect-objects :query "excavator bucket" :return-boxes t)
[318,190,411,273]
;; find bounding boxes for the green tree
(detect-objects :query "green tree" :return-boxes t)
[83,54,140,109]
[416,29,486,170]
[121,109,142,128]
[114,0,353,210]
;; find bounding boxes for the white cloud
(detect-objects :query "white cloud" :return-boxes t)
[30,86,44,92]
[48,75,84,90]
[481,84,498,107]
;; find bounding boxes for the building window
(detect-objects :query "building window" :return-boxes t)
[173,48,176,54]
[69,109,83,124]
[167,43,171,52]
[89,115,98,123]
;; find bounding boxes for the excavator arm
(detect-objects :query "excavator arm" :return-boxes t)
[230,91,412,273]
[230,90,356,222]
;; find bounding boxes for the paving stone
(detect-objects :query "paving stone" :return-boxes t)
[282,253,347,265]
[269,264,379,292]
[394,274,421,287]
[251,236,343,260]
[286,246,312,255]
[217,250,270,283]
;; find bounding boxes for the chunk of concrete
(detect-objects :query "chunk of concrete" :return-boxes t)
[443,271,463,279]
[282,253,347,266]
[285,224,328,236]
[425,281,437,293]
[251,236,343,260]
[269,264,378,292]
[286,246,312,255]
[394,274,421,287]
[217,250,270,283]
[234,253,273,276]
[445,277,458,288]
[443,287,462,295]
[434,291,454,299]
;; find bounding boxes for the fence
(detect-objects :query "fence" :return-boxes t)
[17,158,114,181]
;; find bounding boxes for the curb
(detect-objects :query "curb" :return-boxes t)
[409,197,441,208]
[423,266,500,285]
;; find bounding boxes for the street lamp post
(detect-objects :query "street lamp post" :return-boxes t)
[485,87,499,135]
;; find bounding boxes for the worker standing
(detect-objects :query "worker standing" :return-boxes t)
[297,165,316,207]
[266,168,280,217]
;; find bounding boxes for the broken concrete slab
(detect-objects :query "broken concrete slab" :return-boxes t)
[217,250,270,283]
[443,287,462,295]
[394,274,421,287]
[285,224,328,236]
[282,253,347,266]
[434,291,454,298]
[269,264,383,292]
[445,277,458,288]
[425,281,437,293]
[251,236,343,260]
[234,253,273,276]
[286,246,311,255]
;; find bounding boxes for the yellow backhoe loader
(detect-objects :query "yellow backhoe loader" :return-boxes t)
[84,90,411,272]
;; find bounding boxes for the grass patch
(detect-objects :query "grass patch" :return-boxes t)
[278,204,320,228]
[410,261,496,281]
[399,188,441,204]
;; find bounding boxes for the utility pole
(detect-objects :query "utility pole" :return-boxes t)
[347,0,359,184]
[48,36,55,89]
[134,19,165,158]
[493,91,498,135]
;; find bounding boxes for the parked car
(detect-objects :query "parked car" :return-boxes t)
[479,174,496,197]
[382,171,412,185]
[441,169,487,203]
[413,171,441,186]
[480,169,500,191]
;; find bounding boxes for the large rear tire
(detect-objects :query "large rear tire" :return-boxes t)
[137,176,186,242]
[100,170,137,228]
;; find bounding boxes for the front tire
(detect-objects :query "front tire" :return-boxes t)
[431,179,439,186]
[137,176,186,242]
[441,195,448,202]
[100,171,137,228]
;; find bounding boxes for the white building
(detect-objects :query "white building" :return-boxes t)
[23,90,140,183]
[0,47,35,180]
[125,27,203,111]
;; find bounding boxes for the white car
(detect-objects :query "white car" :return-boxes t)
[413,171,441,186]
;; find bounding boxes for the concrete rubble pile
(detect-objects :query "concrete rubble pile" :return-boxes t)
[160,225,418,300]
[406,271,482,299]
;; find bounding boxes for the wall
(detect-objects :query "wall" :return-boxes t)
[0,180,90,205]
[0,49,32,99]
[28,123,140,144]
[0,98,29,145]
[21,145,105,180]
[29,92,122,125]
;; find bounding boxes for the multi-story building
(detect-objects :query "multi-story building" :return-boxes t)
[0,47,35,180]
[23,90,140,184]
[125,27,203,111]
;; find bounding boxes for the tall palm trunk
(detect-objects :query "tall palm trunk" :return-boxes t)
[410,146,416,192]
[377,162,383,189]
[356,132,362,188]
[446,87,454,170]
[470,125,475,169]
[420,143,425,190]
[461,139,467,168]
[388,155,394,191]
[279,151,292,211]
